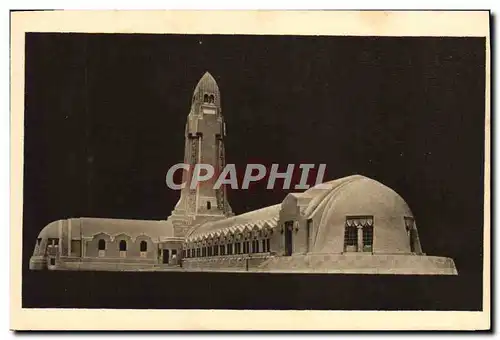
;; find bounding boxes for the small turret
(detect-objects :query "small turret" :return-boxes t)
[190,72,221,114]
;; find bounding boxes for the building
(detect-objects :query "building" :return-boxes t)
[29,72,457,275]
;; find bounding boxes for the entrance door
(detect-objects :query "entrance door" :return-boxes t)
[162,249,170,264]
[284,221,293,256]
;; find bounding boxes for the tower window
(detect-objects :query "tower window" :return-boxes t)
[98,239,106,251]
[203,94,209,103]
[140,240,147,252]
[119,240,127,251]
[207,201,211,210]
[209,95,215,103]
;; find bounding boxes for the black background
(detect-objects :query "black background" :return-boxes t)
[22,33,485,310]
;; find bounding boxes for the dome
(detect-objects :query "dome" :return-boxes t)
[187,204,281,239]
[36,218,175,241]
[37,220,60,239]
[191,71,221,108]
[304,175,421,255]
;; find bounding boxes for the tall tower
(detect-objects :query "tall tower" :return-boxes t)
[169,72,233,237]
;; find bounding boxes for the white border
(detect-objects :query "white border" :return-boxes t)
[9,10,490,331]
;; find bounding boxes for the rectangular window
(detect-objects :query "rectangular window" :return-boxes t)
[220,245,225,255]
[404,217,417,253]
[227,243,233,255]
[253,240,259,253]
[208,247,212,257]
[344,225,358,252]
[48,238,59,246]
[362,226,374,252]
[306,219,312,253]
[266,239,270,252]
[409,229,416,253]
[345,216,374,252]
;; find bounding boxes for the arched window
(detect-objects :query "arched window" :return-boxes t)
[98,239,106,251]
[203,94,209,103]
[119,240,127,251]
[140,240,147,252]
[209,95,215,103]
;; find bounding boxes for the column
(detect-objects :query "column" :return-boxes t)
[357,226,363,252]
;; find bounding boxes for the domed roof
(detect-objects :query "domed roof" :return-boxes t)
[37,220,60,239]
[299,175,420,255]
[192,71,221,108]
[186,204,281,239]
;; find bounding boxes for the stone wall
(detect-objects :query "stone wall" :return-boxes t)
[84,235,156,259]
[182,255,270,272]
[255,254,458,275]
